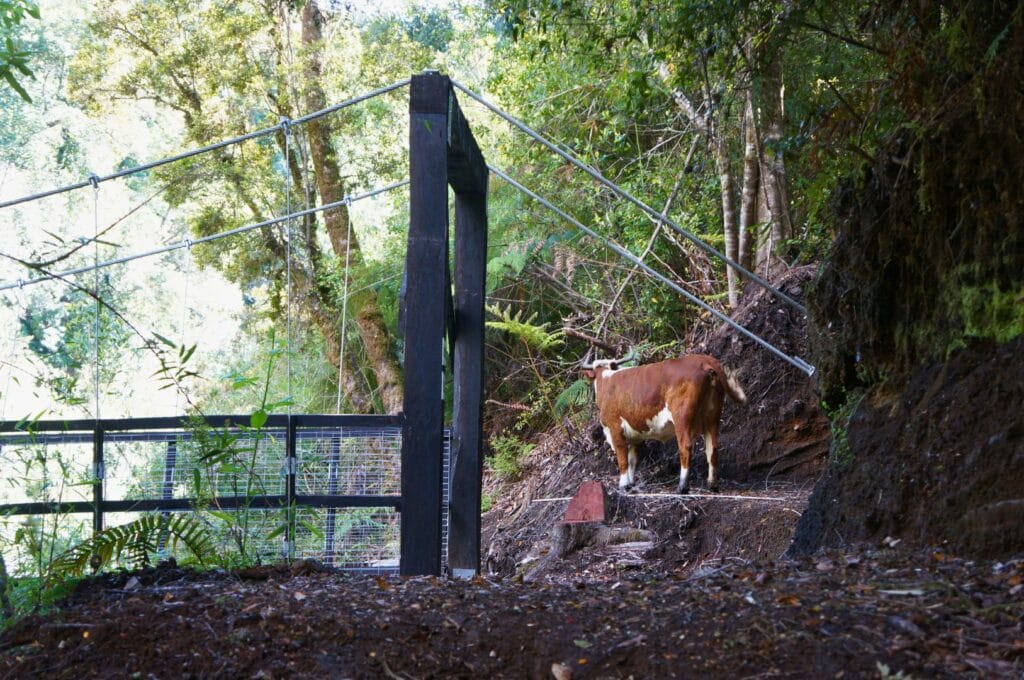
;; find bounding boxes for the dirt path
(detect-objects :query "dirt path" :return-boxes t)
[2,547,1021,678]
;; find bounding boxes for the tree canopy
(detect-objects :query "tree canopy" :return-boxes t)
[0,0,1019,436]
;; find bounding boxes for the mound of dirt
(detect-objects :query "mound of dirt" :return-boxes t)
[791,336,1024,558]
[691,265,831,485]
[481,427,808,581]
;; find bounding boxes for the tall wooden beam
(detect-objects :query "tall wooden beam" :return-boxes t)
[449,185,488,575]
[400,71,449,576]
[447,95,488,196]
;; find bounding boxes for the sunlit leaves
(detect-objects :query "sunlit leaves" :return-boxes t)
[0,0,40,101]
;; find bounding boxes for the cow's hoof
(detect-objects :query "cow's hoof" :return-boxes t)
[707,481,719,493]
[677,483,689,495]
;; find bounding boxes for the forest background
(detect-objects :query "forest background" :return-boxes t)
[1,0,1019,487]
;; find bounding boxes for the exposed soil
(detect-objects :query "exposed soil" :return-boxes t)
[791,336,1024,559]
[2,548,1022,679]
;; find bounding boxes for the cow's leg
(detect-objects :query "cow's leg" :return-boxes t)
[603,425,633,490]
[704,429,719,492]
[627,444,639,489]
[671,406,695,494]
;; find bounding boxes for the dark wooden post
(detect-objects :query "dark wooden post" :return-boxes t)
[400,71,450,576]
[445,91,489,575]
[449,187,487,575]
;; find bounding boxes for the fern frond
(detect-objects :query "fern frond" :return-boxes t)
[486,303,564,351]
[554,378,593,414]
[46,514,216,584]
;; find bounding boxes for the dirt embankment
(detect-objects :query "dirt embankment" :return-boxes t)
[791,336,1024,558]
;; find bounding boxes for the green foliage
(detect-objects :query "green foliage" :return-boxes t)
[958,282,1024,344]
[151,334,199,392]
[554,378,591,415]
[486,303,564,352]
[45,514,216,583]
[487,434,534,480]
[823,389,865,468]
[0,0,39,101]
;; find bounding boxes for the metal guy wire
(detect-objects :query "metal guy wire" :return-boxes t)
[0,79,411,211]
[489,164,816,377]
[0,180,410,293]
[451,79,807,315]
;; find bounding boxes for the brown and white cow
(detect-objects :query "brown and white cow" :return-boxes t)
[582,354,746,494]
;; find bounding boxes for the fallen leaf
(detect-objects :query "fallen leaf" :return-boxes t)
[374,576,390,591]
[776,595,801,606]
[293,591,307,602]
[573,639,592,649]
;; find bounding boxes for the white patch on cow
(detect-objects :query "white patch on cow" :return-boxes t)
[619,416,640,440]
[627,447,637,485]
[645,405,675,440]
[679,466,689,491]
[618,472,630,489]
[602,425,614,449]
[619,405,675,442]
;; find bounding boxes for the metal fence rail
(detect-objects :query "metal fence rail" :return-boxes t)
[0,414,450,571]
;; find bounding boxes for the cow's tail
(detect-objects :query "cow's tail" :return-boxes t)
[722,367,747,405]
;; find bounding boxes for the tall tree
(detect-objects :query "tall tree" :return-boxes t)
[299,1,402,414]
[68,0,424,413]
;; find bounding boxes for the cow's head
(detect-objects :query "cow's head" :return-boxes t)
[581,347,635,381]
[581,359,618,381]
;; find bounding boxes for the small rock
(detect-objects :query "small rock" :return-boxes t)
[551,662,573,680]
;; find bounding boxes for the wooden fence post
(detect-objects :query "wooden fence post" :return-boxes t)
[400,71,450,576]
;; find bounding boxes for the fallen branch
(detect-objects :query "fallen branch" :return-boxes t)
[484,399,531,412]
[561,326,616,353]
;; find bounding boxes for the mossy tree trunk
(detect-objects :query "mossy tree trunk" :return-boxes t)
[301,2,404,414]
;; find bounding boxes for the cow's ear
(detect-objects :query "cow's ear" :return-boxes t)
[609,361,618,370]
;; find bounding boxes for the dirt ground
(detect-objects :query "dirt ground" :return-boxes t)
[1,546,1022,679]
[2,268,1022,678]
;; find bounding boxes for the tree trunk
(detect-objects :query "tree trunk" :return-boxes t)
[656,61,739,308]
[301,2,404,414]
[754,49,793,278]
[714,130,740,309]
[738,89,759,274]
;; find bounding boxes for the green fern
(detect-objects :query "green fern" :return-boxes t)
[554,378,593,414]
[486,303,564,351]
[46,514,216,583]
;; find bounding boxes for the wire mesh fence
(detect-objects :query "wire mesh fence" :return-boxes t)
[0,415,451,575]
